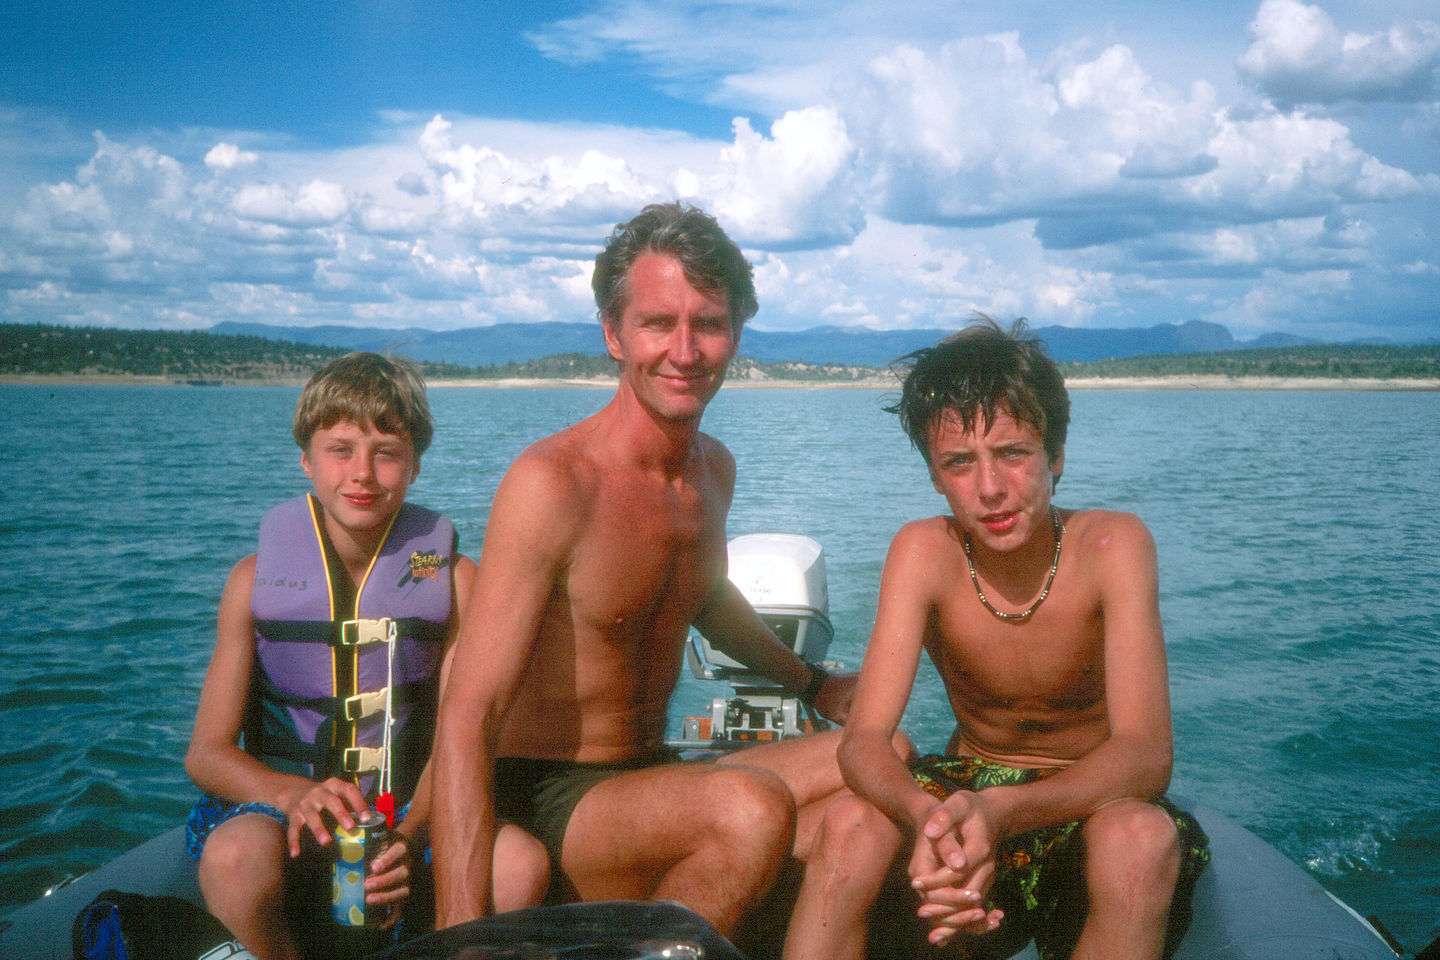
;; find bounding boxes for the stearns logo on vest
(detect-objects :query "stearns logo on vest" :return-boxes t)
[400,549,448,586]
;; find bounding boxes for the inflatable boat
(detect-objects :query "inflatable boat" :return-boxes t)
[0,535,1417,960]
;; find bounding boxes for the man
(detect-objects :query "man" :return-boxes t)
[788,318,1209,960]
[430,202,854,939]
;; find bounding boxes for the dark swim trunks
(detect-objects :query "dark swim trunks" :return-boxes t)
[909,755,1210,960]
[494,747,680,870]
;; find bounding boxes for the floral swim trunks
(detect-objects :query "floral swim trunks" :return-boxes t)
[909,755,1210,960]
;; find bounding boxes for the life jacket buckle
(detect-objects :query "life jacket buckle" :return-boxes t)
[342,746,385,773]
[340,618,396,646]
[344,688,389,721]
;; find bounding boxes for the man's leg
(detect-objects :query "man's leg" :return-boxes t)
[559,761,797,937]
[719,729,914,858]
[1069,800,1182,960]
[492,822,551,913]
[782,792,904,960]
[197,813,300,960]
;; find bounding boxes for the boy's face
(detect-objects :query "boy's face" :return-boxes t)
[603,252,738,424]
[926,405,1063,556]
[302,418,418,542]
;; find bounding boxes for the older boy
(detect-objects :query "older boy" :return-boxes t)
[789,319,1208,960]
[185,353,548,960]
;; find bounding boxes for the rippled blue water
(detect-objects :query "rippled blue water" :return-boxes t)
[2,384,1437,949]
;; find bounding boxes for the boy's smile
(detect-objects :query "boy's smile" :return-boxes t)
[926,407,1063,560]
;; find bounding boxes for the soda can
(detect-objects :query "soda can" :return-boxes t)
[332,812,390,927]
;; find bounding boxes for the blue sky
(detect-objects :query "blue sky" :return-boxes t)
[2,0,1437,342]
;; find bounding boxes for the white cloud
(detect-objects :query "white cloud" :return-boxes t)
[1238,0,1440,105]
[2,6,1437,343]
[204,142,259,170]
[232,180,349,227]
[700,108,862,250]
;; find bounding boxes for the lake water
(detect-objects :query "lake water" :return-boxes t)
[1,383,1437,950]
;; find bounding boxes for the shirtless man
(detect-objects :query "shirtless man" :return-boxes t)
[430,202,855,938]
[788,318,1209,960]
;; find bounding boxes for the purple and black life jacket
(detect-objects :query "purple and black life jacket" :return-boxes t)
[246,494,454,803]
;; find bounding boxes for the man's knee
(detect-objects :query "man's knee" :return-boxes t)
[1083,801,1182,903]
[705,765,797,851]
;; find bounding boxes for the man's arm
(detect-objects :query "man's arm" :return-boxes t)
[431,457,576,927]
[690,435,854,721]
[693,577,856,723]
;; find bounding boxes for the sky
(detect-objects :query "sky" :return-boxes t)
[2,0,1438,343]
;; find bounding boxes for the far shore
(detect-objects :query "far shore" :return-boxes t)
[3,373,1437,391]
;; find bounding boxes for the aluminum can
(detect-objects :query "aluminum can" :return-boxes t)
[332,812,390,927]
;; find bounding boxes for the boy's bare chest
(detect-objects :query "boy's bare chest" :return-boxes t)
[929,580,1106,709]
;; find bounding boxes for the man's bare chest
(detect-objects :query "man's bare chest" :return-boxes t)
[563,481,729,633]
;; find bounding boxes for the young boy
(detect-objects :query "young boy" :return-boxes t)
[185,352,548,960]
[788,319,1208,960]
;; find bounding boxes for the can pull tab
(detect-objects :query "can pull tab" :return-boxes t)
[377,792,395,829]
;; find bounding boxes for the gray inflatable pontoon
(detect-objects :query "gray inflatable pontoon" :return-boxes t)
[0,796,1404,960]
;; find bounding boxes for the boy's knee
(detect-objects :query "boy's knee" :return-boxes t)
[814,794,902,862]
[1084,801,1182,901]
[199,816,286,886]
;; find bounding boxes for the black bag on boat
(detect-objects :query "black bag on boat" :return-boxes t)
[364,901,749,960]
[71,888,252,960]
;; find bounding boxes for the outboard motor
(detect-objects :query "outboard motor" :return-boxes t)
[678,533,839,744]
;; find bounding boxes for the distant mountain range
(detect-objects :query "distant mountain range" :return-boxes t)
[210,318,1331,368]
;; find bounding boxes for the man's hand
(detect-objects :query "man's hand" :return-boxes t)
[812,670,858,724]
[281,777,372,856]
[907,792,1004,946]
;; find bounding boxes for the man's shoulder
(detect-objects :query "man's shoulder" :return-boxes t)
[695,431,736,480]
[509,429,600,492]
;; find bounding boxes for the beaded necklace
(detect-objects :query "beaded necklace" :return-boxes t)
[963,506,1064,622]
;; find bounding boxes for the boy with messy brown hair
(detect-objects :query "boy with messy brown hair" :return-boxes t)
[788,318,1208,960]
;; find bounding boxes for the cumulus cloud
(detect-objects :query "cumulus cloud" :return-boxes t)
[232,179,349,227]
[205,142,259,170]
[1238,0,1440,105]
[395,171,428,196]
[700,108,862,250]
[2,5,1438,342]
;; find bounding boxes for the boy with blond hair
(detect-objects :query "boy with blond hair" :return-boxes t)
[186,352,548,960]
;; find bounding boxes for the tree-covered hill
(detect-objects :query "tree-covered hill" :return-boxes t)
[1058,343,1440,380]
[2,322,1437,384]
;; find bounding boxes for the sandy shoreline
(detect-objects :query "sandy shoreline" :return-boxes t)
[3,373,1436,391]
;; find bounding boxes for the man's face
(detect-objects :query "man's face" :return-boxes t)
[603,252,739,423]
[926,406,1063,556]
